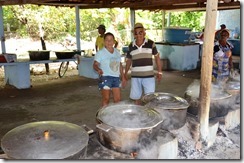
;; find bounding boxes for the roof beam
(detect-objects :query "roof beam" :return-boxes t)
[0,0,52,6]
[0,0,240,11]
[130,1,240,11]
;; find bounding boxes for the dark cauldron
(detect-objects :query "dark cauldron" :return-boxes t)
[142,92,189,131]
[55,51,79,59]
[28,50,50,61]
[184,80,236,119]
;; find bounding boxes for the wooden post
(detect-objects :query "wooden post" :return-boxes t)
[198,0,218,142]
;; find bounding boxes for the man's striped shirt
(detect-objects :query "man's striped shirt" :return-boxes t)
[126,38,159,78]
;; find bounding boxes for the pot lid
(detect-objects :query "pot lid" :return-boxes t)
[1,121,89,159]
[142,92,189,110]
[96,104,163,129]
[225,80,240,90]
[185,82,232,101]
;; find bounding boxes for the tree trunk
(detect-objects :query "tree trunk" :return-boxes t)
[40,36,49,74]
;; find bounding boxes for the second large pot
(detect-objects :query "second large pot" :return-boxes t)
[96,103,163,154]
[225,79,240,105]
[142,92,189,131]
[185,83,234,119]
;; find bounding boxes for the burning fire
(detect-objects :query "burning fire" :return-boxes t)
[44,130,49,140]
[130,152,137,158]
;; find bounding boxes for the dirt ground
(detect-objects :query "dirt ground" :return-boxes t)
[0,63,241,160]
[0,64,200,133]
[0,38,241,160]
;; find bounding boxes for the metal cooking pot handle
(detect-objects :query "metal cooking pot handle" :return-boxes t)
[147,128,152,134]
[82,124,94,135]
[0,154,8,159]
[96,123,112,132]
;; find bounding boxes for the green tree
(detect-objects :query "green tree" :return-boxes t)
[2,5,205,45]
[167,11,205,31]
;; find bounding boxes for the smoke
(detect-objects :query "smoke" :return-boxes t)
[185,79,232,99]
[225,80,240,104]
[97,102,162,128]
[136,129,177,159]
[136,135,158,159]
[96,102,181,159]
[230,69,240,81]
[185,79,201,99]
[185,79,240,118]
[185,79,240,101]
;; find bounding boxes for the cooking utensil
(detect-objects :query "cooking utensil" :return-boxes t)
[55,51,76,59]
[225,80,240,104]
[142,92,189,130]
[1,121,89,159]
[96,103,163,153]
[28,50,50,61]
[185,88,233,118]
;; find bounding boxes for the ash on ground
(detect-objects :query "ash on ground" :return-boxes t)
[171,122,240,159]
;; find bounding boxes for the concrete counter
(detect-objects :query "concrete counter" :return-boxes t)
[0,58,77,89]
[78,57,99,79]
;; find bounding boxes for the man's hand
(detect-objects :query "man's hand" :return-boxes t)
[157,72,163,83]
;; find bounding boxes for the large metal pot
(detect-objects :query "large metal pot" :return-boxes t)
[1,121,90,159]
[96,103,163,154]
[142,92,189,130]
[224,80,240,105]
[184,81,234,119]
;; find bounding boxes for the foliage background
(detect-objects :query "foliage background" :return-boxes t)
[3,5,205,50]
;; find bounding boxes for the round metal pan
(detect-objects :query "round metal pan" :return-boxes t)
[1,121,89,159]
[142,92,189,110]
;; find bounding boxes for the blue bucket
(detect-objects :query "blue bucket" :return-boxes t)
[163,27,192,44]
[122,46,129,54]
[227,39,240,56]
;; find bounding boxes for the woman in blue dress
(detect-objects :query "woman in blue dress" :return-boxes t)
[212,29,234,83]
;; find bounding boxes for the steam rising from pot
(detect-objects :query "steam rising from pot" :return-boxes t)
[185,79,231,100]
[185,80,237,118]
[97,102,162,128]
[136,130,177,159]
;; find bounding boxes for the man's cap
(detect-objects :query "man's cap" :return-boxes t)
[134,23,144,30]
[220,24,226,28]
[97,24,106,30]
